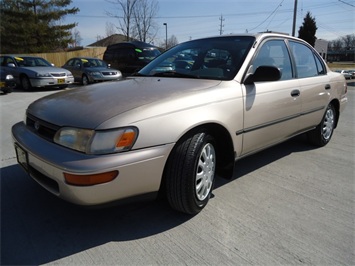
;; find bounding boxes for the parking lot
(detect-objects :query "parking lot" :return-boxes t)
[1,81,354,265]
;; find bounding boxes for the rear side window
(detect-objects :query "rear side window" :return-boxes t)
[289,41,325,78]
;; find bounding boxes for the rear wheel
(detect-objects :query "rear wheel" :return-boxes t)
[20,76,32,91]
[165,131,216,214]
[308,103,336,146]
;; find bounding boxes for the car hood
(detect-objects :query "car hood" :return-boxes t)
[27,77,221,129]
[84,67,118,72]
[21,66,71,74]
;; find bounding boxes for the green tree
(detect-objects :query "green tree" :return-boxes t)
[298,11,317,47]
[0,0,79,53]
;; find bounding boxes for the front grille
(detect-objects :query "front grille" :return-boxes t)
[51,72,66,77]
[102,71,117,76]
[26,113,60,141]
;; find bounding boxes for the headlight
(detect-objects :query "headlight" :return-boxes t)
[36,73,51,77]
[6,74,14,80]
[88,71,101,76]
[54,127,138,154]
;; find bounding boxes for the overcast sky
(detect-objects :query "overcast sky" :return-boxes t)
[65,0,355,46]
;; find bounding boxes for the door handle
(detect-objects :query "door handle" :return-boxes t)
[291,89,300,97]
[325,84,331,90]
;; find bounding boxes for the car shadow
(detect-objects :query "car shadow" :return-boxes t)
[0,135,316,265]
[214,134,314,188]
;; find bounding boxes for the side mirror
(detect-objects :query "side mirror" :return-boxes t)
[244,66,281,84]
[7,63,16,68]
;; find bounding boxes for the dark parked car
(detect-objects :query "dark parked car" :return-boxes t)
[0,68,16,94]
[103,41,161,76]
[62,57,122,85]
[0,55,74,90]
[12,33,347,214]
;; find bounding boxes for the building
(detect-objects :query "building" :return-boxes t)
[314,39,328,60]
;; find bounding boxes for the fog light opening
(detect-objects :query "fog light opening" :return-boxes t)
[64,170,119,186]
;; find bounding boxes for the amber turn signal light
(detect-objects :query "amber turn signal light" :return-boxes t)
[64,170,118,186]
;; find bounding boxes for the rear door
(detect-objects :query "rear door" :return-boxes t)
[288,40,330,130]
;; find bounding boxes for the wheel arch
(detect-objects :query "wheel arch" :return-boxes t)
[160,123,235,193]
[329,99,340,128]
[19,73,32,89]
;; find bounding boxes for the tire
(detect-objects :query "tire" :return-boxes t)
[308,103,336,147]
[20,76,32,91]
[165,131,216,214]
[82,74,89,85]
[59,85,68,89]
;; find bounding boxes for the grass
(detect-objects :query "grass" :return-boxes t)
[327,62,355,70]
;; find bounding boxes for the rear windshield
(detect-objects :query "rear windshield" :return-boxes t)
[136,48,161,62]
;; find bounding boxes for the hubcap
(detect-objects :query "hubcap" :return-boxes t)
[195,143,216,201]
[83,76,88,85]
[322,108,334,140]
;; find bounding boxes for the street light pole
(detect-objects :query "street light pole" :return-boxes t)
[163,23,168,50]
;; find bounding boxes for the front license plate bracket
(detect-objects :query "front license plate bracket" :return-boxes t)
[15,144,29,172]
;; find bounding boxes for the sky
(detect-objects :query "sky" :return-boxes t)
[64,0,355,46]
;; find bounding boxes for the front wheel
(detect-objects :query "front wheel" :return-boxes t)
[165,131,216,214]
[308,103,336,146]
[82,74,90,85]
[20,76,32,91]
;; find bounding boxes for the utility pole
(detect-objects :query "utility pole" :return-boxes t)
[292,0,298,36]
[219,15,225,35]
[163,23,168,50]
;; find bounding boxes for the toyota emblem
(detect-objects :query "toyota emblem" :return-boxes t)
[34,121,40,131]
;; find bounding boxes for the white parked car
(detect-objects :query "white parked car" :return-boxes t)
[0,55,74,90]
[12,32,348,214]
[335,69,352,80]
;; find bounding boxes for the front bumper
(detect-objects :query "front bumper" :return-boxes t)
[0,80,16,93]
[30,76,74,88]
[12,122,174,206]
[89,74,121,83]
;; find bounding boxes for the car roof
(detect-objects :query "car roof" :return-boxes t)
[106,41,159,50]
[2,55,43,58]
[190,31,307,44]
[71,57,101,60]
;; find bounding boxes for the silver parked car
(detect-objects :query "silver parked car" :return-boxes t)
[0,55,74,90]
[62,57,122,85]
[335,69,352,80]
[12,33,348,214]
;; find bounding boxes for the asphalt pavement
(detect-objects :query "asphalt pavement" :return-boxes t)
[1,82,354,265]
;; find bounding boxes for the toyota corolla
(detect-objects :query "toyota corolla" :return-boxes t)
[12,32,347,214]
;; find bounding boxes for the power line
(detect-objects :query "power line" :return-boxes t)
[338,0,355,7]
[247,0,285,32]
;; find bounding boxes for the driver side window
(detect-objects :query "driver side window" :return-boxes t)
[253,40,293,80]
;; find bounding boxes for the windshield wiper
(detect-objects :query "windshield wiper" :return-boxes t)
[152,71,198,79]
[130,72,147,77]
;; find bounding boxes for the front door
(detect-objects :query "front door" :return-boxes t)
[241,39,301,155]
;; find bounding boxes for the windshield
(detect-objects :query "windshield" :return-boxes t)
[81,58,108,68]
[138,36,255,80]
[15,57,52,67]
